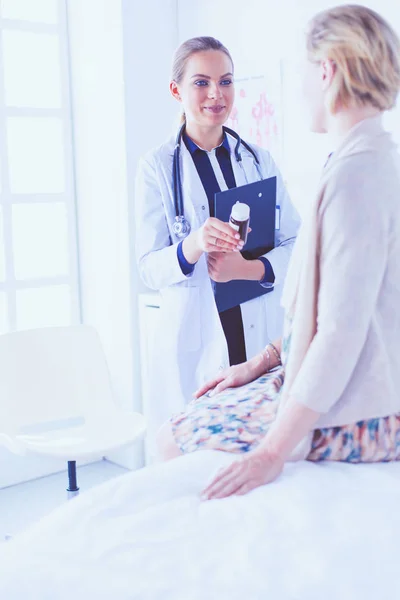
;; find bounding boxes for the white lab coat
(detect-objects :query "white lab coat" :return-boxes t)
[135,133,299,448]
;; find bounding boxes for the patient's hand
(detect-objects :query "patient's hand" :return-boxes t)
[193,352,267,399]
[201,447,284,500]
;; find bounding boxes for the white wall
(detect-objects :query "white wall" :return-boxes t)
[67,0,179,469]
[67,0,142,469]
[121,0,179,296]
[177,0,289,77]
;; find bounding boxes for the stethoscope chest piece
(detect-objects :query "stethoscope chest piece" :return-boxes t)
[172,215,191,239]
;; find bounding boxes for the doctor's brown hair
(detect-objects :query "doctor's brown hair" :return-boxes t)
[171,36,234,124]
[307,4,400,113]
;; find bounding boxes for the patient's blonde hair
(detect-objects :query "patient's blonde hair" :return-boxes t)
[307,4,400,113]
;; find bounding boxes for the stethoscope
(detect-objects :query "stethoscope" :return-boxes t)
[172,123,263,239]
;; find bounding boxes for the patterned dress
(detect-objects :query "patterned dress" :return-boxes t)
[170,318,400,463]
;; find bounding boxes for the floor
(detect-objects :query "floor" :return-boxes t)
[0,460,129,541]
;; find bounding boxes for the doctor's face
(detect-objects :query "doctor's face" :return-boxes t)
[172,50,235,128]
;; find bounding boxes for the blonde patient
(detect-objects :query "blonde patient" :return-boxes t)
[158,4,400,499]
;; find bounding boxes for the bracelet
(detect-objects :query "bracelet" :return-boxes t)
[267,342,281,366]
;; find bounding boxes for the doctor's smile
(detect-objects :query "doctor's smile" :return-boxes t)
[203,105,227,114]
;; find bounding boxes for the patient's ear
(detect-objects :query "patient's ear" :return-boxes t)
[321,59,336,91]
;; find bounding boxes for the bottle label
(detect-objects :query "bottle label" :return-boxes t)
[229,221,240,232]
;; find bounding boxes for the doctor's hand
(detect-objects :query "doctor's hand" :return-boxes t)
[182,218,243,265]
[197,217,244,253]
[208,251,247,283]
[193,353,267,399]
[208,252,264,283]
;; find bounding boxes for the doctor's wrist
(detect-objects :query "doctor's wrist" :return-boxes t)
[182,232,203,265]
[241,258,265,281]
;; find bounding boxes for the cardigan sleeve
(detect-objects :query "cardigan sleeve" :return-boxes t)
[289,160,389,413]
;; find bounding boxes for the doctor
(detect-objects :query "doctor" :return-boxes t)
[135,36,299,441]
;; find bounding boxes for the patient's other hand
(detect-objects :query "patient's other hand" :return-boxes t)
[201,447,284,500]
[193,352,267,399]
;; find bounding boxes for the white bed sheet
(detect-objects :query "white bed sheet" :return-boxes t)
[0,451,399,600]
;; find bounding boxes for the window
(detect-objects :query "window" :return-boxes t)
[0,0,80,333]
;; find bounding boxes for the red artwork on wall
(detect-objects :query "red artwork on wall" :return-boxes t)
[226,75,282,164]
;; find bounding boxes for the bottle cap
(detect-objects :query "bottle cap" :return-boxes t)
[231,201,250,222]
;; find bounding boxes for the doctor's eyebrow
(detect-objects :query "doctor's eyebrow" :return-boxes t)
[190,72,233,79]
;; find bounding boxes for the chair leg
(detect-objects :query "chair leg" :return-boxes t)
[67,461,79,498]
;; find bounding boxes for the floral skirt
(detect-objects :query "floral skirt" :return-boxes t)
[170,368,400,463]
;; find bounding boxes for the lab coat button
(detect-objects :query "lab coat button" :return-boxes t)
[202,205,206,210]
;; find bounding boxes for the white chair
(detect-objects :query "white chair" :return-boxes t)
[0,325,146,497]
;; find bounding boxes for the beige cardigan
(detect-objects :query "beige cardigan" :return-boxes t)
[279,115,400,457]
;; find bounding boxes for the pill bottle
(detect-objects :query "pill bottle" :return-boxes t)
[229,201,250,244]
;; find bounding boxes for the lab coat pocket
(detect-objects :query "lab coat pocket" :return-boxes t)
[159,286,201,353]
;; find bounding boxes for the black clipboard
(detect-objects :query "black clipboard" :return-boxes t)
[213,176,277,313]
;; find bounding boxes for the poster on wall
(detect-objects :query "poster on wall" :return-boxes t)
[226,72,283,166]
